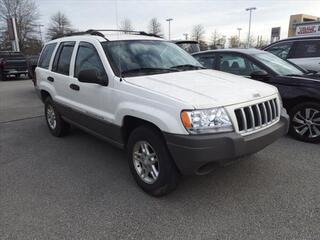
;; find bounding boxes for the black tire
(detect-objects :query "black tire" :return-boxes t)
[127,126,178,197]
[288,102,320,143]
[0,72,6,81]
[44,97,70,137]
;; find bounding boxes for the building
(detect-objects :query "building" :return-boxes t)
[288,14,320,37]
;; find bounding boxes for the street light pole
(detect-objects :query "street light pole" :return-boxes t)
[183,33,188,40]
[237,27,242,47]
[166,18,173,40]
[245,7,256,48]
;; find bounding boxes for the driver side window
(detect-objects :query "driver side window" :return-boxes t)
[219,54,262,76]
[266,42,293,59]
[74,42,107,78]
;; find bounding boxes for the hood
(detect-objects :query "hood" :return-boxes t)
[124,69,278,109]
[283,74,320,85]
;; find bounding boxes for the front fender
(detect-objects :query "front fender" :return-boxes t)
[115,102,188,135]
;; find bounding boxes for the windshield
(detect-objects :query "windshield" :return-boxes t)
[102,40,203,77]
[253,52,304,76]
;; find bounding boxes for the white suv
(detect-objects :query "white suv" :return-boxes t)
[35,30,289,196]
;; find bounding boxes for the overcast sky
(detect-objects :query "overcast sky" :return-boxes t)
[35,0,320,41]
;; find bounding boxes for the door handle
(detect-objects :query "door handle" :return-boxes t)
[69,84,80,91]
[47,76,54,82]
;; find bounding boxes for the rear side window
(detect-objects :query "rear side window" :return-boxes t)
[193,54,215,69]
[52,42,75,75]
[38,43,57,69]
[265,42,293,60]
[291,40,320,58]
[74,42,106,78]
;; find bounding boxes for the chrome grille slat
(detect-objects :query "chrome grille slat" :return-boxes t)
[255,105,262,126]
[234,98,280,134]
[270,100,276,119]
[261,103,268,124]
[249,106,255,129]
[240,108,247,131]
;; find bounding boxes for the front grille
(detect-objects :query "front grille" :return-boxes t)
[234,98,279,133]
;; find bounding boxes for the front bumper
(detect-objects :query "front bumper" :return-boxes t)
[164,110,289,175]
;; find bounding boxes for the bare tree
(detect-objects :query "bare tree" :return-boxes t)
[0,0,40,51]
[148,17,162,36]
[229,35,239,48]
[210,29,221,49]
[46,11,74,40]
[191,24,205,42]
[119,18,133,33]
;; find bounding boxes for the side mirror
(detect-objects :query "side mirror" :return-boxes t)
[250,70,269,81]
[78,69,108,86]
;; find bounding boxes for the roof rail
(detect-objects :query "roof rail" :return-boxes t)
[53,29,162,40]
[87,29,162,38]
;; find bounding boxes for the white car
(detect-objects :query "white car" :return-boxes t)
[35,30,289,196]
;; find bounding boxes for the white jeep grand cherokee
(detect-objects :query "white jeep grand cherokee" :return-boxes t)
[35,30,289,196]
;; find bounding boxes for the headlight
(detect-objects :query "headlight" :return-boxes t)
[181,107,233,134]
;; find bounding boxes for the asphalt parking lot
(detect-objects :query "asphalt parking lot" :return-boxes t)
[0,80,319,240]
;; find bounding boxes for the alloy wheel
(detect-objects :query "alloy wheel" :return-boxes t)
[46,104,57,129]
[132,141,160,184]
[292,108,320,138]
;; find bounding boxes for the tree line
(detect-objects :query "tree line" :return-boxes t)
[0,0,269,54]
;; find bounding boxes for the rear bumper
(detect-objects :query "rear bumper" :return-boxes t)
[3,69,28,75]
[164,109,289,175]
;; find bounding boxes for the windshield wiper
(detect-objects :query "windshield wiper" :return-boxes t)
[170,64,205,70]
[285,74,304,77]
[121,67,179,76]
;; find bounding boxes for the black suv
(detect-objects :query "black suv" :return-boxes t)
[193,48,320,143]
[0,51,29,80]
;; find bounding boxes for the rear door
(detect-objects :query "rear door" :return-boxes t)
[49,41,76,118]
[288,40,320,71]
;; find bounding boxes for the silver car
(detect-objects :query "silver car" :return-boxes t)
[263,35,320,72]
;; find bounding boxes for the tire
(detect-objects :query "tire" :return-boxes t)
[127,126,178,197]
[289,102,320,143]
[0,72,6,81]
[44,97,70,137]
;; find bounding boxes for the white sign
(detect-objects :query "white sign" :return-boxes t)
[296,23,320,36]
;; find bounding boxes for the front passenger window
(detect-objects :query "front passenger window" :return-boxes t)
[74,42,107,78]
[266,42,293,59]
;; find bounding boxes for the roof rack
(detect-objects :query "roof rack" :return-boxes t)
[88,29,162,38]
[56,29,162,41]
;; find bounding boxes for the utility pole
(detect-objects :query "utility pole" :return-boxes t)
[31,24,45,43]
[237,28,242,47]
[246,7,256,48]
[166,18,173,40]
[183,33,188,40]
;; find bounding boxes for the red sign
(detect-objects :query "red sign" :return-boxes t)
[296,24,320,35]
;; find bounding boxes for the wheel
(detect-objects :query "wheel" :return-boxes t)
[289,102,320,143]
[44,97,70,137]
[127,126,178,196]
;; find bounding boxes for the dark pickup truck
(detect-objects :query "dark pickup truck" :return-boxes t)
[0,51,29,80]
